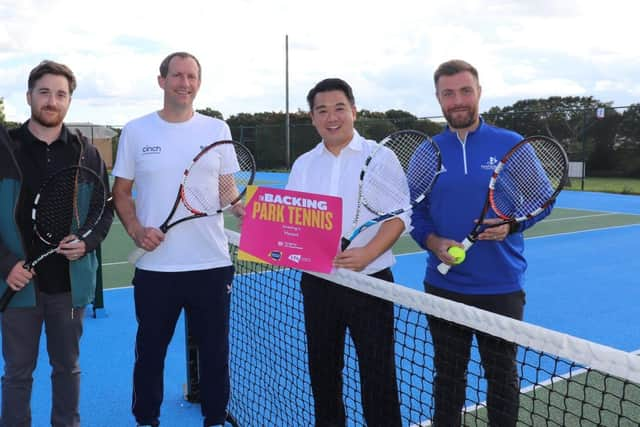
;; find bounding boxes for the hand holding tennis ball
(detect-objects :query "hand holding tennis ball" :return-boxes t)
[447,246,466,265]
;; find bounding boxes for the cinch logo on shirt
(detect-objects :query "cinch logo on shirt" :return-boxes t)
[142,145,162,154]
[480,156,499,170]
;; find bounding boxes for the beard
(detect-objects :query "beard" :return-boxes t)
[31,107,65,128]
[443,106,478,130]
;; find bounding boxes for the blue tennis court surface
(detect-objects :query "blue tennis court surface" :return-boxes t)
[393,224,640,352]
[0,188,638,426]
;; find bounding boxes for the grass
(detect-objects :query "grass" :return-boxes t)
[566,177,640,194]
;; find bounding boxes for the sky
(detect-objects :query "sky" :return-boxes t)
[1,0,638,125]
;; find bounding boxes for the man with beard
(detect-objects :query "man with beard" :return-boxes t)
[409,59,539,426]
[0,60,113,426]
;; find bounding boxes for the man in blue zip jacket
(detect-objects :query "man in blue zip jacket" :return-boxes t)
[410,59,552,426]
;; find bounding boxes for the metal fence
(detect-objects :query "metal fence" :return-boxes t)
[234,106,640,177]
[66,105,640,178]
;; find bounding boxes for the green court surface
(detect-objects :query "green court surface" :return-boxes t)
[462,369,640,426]
[101,207,640,289]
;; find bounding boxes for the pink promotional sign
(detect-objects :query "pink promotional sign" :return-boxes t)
[238,186,342,273]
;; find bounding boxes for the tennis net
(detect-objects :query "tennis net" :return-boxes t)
[213,230,640,426]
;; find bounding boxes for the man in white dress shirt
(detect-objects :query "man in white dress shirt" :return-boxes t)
[286,78,408,427]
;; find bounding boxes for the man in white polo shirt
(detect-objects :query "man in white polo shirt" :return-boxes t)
[286,78,408,427]
[112,52,240,427]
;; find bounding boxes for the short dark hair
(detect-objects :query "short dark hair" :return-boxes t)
[433,59,479,87]
[159,52,202,79]
[306,78,355,110]
[28,60,77,95]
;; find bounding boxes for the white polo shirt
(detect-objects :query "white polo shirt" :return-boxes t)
[286,130,410,275]
[113,112,234,272]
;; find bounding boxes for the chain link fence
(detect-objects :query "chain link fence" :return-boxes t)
[67,105,640,180]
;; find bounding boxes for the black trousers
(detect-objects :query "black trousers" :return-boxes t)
[300,269,402,427]
[131,267,233,427]
[426,285,525,427]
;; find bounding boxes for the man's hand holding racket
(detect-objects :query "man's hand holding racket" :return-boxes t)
[428,219,510,266]
[57,235,87,261]
[5,262,34,292]
[129,225,165,253]
[126,140,255,264]
[0,165,110,311]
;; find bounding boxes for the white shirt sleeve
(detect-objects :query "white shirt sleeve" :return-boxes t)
[111,125,135,180]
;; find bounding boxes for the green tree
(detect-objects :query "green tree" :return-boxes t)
[0,97,5,124]
[196,107,224,120]
[615,104,640,177]
[618,104,640,143]
[483,96,620,172]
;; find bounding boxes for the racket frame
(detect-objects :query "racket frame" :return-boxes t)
[128,140,256,264]
[437,135,568,275]
[341,130,441,250]
[0,165,108,312]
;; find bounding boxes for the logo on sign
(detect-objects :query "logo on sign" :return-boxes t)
[288,254,301,263]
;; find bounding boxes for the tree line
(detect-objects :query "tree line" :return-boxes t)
[2,96,639,176]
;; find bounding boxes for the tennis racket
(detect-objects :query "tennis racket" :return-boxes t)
[127,140,256,264]
[437,135,568,275]
[0,166,109,312]
[341,130,442,250]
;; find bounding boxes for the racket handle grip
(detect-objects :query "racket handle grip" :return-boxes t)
[340,237,351,251]
[436,262,452,275]
[0,288,17,312]
[128,247,148,265]
[436,238,473,276]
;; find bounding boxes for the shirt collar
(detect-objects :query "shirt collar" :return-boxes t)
[444,116,485,136]
[20,121,71,146]
[317,129,364,156]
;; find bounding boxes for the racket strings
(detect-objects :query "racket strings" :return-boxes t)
[407,141,441,198]
[383,131,432,171]
[34,168,105,245]
[221,148,255,207]
[362,156,411,214]
[183,143,255,214]
[361,132,440,215]
[492,139,567,218]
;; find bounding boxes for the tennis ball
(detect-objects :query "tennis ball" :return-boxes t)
[448,246,466,265]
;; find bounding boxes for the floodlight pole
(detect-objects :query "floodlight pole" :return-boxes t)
[285,34,291,169]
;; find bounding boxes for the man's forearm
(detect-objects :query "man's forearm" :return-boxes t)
[113,191,142,240]
[363,218,405,260]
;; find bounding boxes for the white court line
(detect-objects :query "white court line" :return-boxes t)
[396,222,640,257]
[102,261,129,266]
[526,222,640,240]
[103,215,640,265]
[103,222,640,265]
[410,348,640,427]
[544,212,617,222]
[557,206,640,216]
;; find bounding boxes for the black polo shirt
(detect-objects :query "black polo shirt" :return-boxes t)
[14,122,81,294]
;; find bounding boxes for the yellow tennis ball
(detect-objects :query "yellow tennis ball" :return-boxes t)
[448,246,466,264]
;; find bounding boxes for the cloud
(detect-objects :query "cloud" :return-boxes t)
[0,0,637,124]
